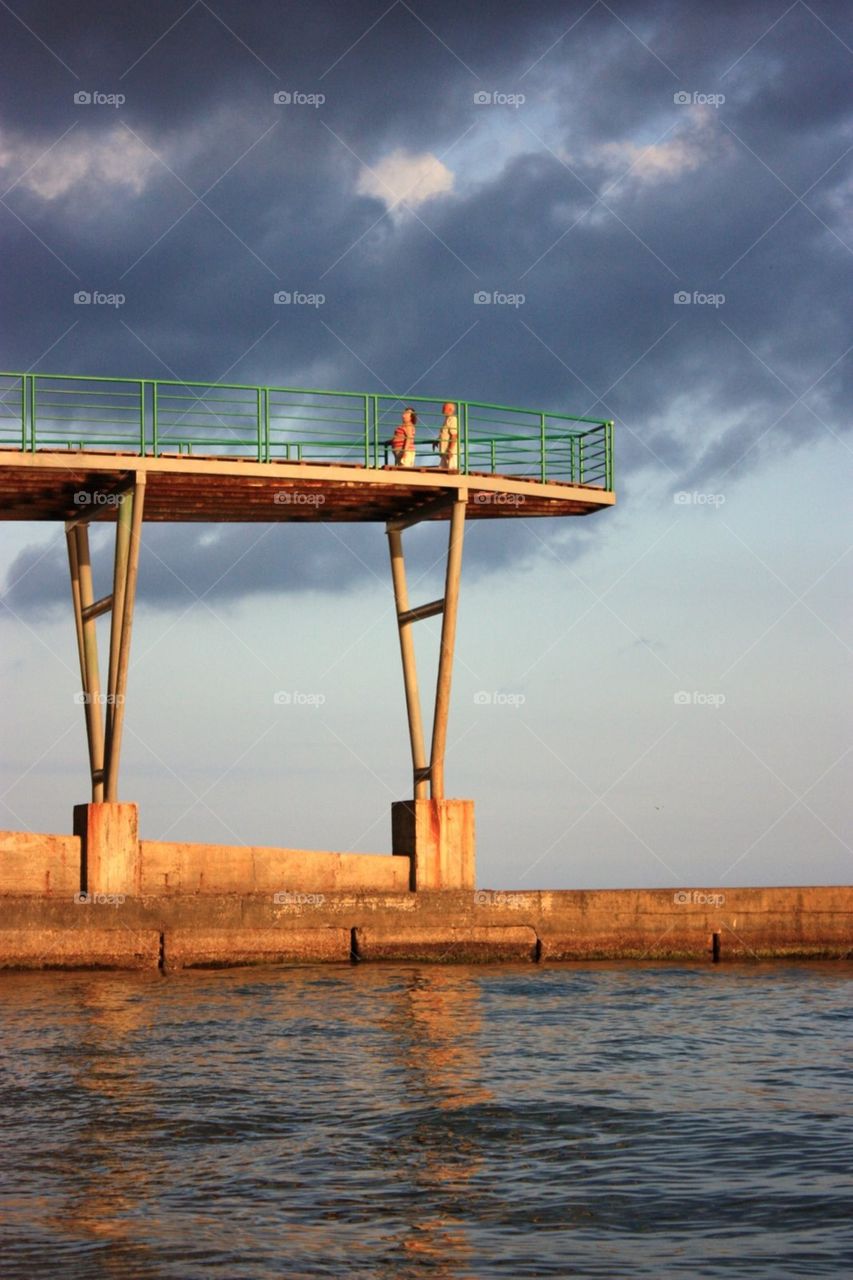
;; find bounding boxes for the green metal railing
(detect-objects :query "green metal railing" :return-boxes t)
[0,372,614,489]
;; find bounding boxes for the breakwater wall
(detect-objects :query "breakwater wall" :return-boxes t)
[0,886,849,970]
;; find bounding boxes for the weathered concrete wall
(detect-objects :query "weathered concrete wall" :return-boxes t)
[0,825,411,897]
[0,886,849,969]
[167,927,352,968]
[140,840,411,894]
[0,927,160,969]
[0,831,80,895]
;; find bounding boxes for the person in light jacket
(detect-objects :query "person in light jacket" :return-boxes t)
[437,402,458,471]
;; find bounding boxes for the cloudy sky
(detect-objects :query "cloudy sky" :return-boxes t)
[0,0,850,890]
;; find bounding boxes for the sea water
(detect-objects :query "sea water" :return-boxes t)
[1,962,851,1278]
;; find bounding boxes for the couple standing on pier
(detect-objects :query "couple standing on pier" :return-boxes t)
[389,403,458,471]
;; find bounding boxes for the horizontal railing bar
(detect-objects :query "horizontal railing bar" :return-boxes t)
[470,399,608,424]
[29,374,143,385]
[34,391,141,401]
[32,416,140,425]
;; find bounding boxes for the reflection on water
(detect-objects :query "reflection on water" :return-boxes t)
[0,962,851,1279]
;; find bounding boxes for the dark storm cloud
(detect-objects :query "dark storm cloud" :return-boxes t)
[1,0,850,612]
[0,510,559,618]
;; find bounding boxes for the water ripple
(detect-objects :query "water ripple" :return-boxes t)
[0,962,851,1278]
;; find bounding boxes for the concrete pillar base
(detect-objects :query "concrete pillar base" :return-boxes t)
[392,799,475,891]
[73,803,140,896]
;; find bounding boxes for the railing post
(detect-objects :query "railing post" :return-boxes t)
[579,433,585,485]
[540,412,547,483]
[256,387,263,462]
[372,394,380,467]
[30,376,37,452]
[152,383,159,457]
[363,394,370,468]
[606,420,614,491]
[139,381,146,455]
[21,374,29,451]
[462,402,469,474]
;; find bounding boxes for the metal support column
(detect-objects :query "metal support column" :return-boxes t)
[430,495,466,800]
[387,526,430,799]
[105,473,145,800]
[386,491,467,800]
[66,523,105,800]
[66,473,146,804]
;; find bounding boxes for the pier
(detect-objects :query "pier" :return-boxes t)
[1,372,849,967]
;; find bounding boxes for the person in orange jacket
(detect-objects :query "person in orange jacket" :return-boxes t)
[390,407,417,467]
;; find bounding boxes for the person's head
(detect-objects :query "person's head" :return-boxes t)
[403,407,417,425]
[442,402,456,416]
